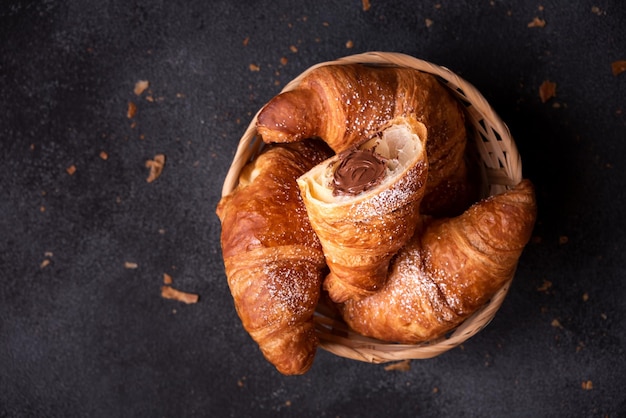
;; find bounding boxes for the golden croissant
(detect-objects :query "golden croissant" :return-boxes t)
[297,115,429,303]
[340,179,538,344]
[256,63,474,216]
[216,140,333,375]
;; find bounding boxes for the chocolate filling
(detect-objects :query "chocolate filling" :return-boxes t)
[332,148,386,196]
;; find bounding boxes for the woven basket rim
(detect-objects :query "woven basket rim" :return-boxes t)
[221,51,523,363]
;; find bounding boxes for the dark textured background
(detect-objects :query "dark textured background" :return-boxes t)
[1,1,625,417]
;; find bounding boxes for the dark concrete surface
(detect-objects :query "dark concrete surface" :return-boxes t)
[1,1,625,417]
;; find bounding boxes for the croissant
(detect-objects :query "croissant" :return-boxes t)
[216,140,333,375]
[340,179,537,344]
[297,115,429,303]
[256,63,473,216]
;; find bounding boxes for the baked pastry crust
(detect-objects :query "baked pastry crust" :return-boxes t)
[298,116,429,303]
[257,63,472,216]
[216,140,333,375]
[218,63,537,373]
[340,180,537,343]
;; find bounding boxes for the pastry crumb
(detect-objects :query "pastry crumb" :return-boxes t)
[611,60,626,76]
[384,359,411,371]
[528,17,546,28]
[145,154,166,183]
[161,285,199,304]
[425,18,434,27]
[537,280,552,292]
[581,380,593,390]
[362,0,371,11]
[161,273,199,304]
[539,80,556,103]
[99,151,109,160]
[124,261,138,269]
[249,63,260,72]
[345,40,354,48]
[163,273,173,285]
[66,164,77,175]
[134,80,150,96]
[127,101,137,118]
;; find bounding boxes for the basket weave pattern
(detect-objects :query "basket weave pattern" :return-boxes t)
[221,52,522,363]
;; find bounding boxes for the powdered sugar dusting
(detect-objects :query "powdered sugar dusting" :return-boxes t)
[259,246,324,325]
[349,161,426,219]
[343,236,460,342]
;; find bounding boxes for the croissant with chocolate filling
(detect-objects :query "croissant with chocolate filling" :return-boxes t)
[298,115,428,303]
[257,63,472,216]
[340,179,537,343]
[216,140,333,375]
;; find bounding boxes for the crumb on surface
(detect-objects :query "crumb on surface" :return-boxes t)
[163,273,173,285]
[145,154,165,183]
[528,17,546,28]
[127,101,137,118]
[161,285,199,304]
[134,80,150,96]
[383,359,411,371]
[537,280,552,292]
[611,60,626,76]
[539,80,556,103]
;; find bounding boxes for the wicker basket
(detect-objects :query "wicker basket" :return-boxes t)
[221,51,523,364]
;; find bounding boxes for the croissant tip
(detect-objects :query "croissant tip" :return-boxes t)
[257,90,319,144]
